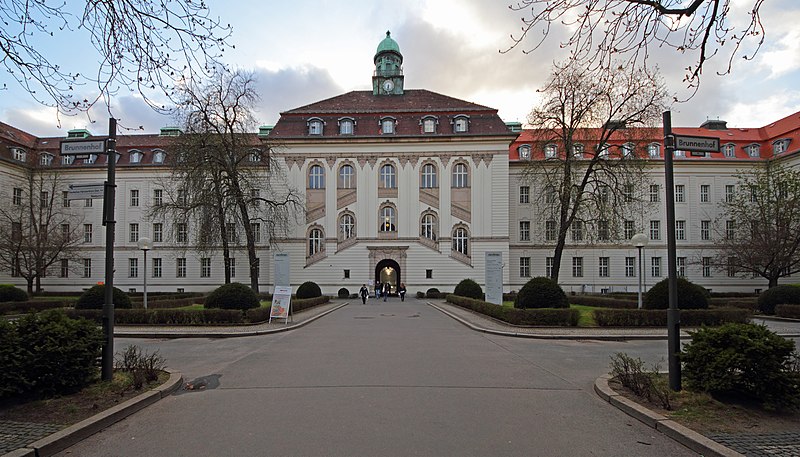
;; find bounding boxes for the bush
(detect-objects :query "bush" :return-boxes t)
[609,352,672,410]
[682,323,800,409]
[447,295,578,326]
[0,319,28,397]
[0,299,75,315]
[75,285,132,310]
[337,288,349,298]
[514,277,568,309]
[776,305,800,319]
[758,285,800,315]
[0,284,28,302]
[115,345,166,390]
[643,277,709,310]
[204,283,260,310]
[570,295,637,309]
[416,291,425,299]
[426,288,442,299]
[296,281,322,299]
[453,279,483,299]
[593,308,750,327]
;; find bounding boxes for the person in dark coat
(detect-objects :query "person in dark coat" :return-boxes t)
[382,282,390,301]
[398,282,407,301]
[359,284,369,304]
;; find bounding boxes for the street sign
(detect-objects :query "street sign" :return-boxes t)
[60,139,106,156]
[67,182,105,200]
[673,134,719,153]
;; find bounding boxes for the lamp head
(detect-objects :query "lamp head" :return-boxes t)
[631,233,648,248]
[137,237,152,251]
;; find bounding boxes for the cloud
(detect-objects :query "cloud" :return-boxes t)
[250,66,343,125]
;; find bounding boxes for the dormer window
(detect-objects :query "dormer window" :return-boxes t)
[648,143,660,158]
[572,143,585,158]
[153,150,165,164]
[744,143,760,158]
[773,139,790,154]
[544,143,557,159]
[12,148,26,162]
[453,115,469,133]
[85,154,97,164]
[129,150,143,164]
[518,145,531,160]
[62,155,74,165]
[596,143,610,159]
[39,153,54,166]
[674,149,685,157]
[308,118,324,135]
[380,117,396,134]
[249,149,262,162]
[421,116,438,134]
[622,142,635,158]
[338,118,355,135]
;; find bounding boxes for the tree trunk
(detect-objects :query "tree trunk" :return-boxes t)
[768,276,779,288]
[26,277,34,296]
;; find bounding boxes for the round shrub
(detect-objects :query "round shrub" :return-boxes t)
[0,284,27,302]
[205,282,260,310]
[514,277,568,309]
[758,285,800,315]
[426,288,441,299]
[453,279,483,300]
[643,277,709,310]
[296,281,322,299]
[75,285,132,310]
[682,323,800,409]
[337,287,349,298]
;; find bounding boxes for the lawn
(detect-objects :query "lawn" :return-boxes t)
[177,300,271,311]
[501,301,600,327]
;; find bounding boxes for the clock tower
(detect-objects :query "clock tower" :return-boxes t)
[372,31,404,96]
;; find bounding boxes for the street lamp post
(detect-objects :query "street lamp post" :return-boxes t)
[137,237,152,310]
[631,233,648,309]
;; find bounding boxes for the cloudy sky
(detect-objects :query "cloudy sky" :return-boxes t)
[1,0,799,137]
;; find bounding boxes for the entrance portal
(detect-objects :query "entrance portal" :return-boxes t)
[375,259,401,294]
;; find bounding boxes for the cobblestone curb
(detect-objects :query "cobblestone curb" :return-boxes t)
[3,370,183,457]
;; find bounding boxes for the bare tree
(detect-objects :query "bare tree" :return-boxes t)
[0,0,232,118]
[0,166,83,294]
[506,0,766,92]
[153,70,301,293]
[524,62,667,282]
[710,162,800,288]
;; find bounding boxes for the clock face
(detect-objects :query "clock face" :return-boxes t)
[383,79,394,92]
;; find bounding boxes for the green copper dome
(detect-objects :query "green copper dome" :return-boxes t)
[374,31,402,63]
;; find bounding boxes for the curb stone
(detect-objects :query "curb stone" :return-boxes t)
[3,370,183,457]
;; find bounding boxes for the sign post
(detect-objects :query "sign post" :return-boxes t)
[484,252,504,305]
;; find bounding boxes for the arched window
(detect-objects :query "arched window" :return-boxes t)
[39,153,53,166]
[380,164,396,189]
[452,163,469,188]
[339,117,355,135]
[722,143,736,158]
[309,164,325,189]
[421,116,438,134]
[380,205,396,232]
[338,164,355,189]
[308,228,324,256]
[453,115,469,133]
[648,143,661,158]
[153,150,166,164]
[339,213,355,240]
[544,144,557,158]
[572,143,585,158]
[380,117,396,134]
[421,163,437,188]
[11,148,26,162]
[622,142,635,158]
[308,118,324,135]
[518,145,531,160]
[249,149,262,162]
[452,227,469,256]
[421,213,438,241]
[129,150,143,164]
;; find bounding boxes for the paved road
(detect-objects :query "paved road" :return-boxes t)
[57,299,700,456]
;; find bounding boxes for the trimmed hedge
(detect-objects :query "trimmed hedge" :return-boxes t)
[515,277,568,309]
[75,285,132,310]
[758,285,800,315]
[0,299,75,315]
[453,279,483,299]
[643,277,709,310]
[569,295,637,309]
[776,304,800,319]
[593,308,750,327]
[205,283,260,310]
[296,281,322,299]
[447,295,579,326]
[0,284,28,302]
[426,288,444,299]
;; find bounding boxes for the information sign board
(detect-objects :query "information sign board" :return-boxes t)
[673,135,719,153]
[269,286,292,324]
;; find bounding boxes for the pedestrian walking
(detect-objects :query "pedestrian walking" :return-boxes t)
[359,284,369,304]
[382,282,389,301]
[374,282,380,300]
[398,282,406,301]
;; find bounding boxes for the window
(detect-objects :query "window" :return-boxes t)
[624,220,635,240]
[152,189,163,207]
[12,148,26,161]
[726,220,735,240]
[725,185,735,202]
[452,227,469,255]
[700,220,710,241]
[84,224,93,243]
[129,223,139,243]
[60,259,69,278]
[248,188,261,208]
[249,149,261,162]
[702,257,711,277]
[129,150,142,164]
[153,150,165,164]
[519,221,530,242]
[176,258,186,278]
[545,220,557,241]
[129,258,138,278]
[426,269,433,279]
[623,184,634,202]
[675,185,685,203]
[519,186,530,203]
[344,269,350,279]
[176,223,188,243]
[85,154,97,164]
[12,188,22,205]
[309,228,324,256]
[380,206,396,232]
[83,259,92,278]
[308,118,323,135]
[674,149,685,157]
[11,222,21,242]
[677,257,686,278]
[571,221,584,242]
[421,163,437,188]
[598,186,610,204]
[421,213,437,241]
[130,189,139,207]
[722,143,735,158]
[695,185,709,204]
[452,163,469,188]
[597,220,609,241]
[518,145,531,160]
[745,143,760,158]
[749,185,758,203]
[152,258,162,278]
[153,223,163,242]
[453,116,469,133]
[251,223,261,243]
[381,117,395,134]
[40,153,53,166]
[61,224,70,241]
[201,258,211,278]
[649,220,660,240]
[340,214,355,240]
[572,257,583,277]
[379,164,396,189]
[62,155,74,165]
[649,185,660,202]
[727,257,737,277]
[773,139,789,154]
[226,222,238,244]
[176,188,187,206]
[39,191,49,208]
[422,117,437,133]
[85,198,92,207]
[545,185,557,205]
[227,258,235,278]
[546,257,555,278]
[676,220,685,241]
[651,257,661,277]
[625,257,635,277]
[309,165,325,189]
[599,257,610,277]
[338,165,355,189]
[62,191,70,207]
[339,118,354,135]
[520,257,531,278]
[648,143,660,158]
[596,143,609,159]
[544,144,557,158]
[572,143,585,158]
[622,143,635,158]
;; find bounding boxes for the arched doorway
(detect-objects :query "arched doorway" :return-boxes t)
[375,258,401,294]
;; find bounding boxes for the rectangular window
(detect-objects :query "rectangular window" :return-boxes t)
[13,188,22,205]
[129,258,138,278]
[153,189,163,207]
[625,257,636,277]
[520,257,531,278]
[62,191,70,207]
[676,220,685,241]
[254,258,260,278]
[727,257,737,277]
[649,184,659,202]
[230,258,236,278]
[177,189,187,206]
[571,221,584,242]
[519,221,530,242]
[130,189,139,207]
[597,220,609,241]
[599,257,609,277]
[651,257,662,277]
[726,220,735,240]
[546,257,554,278]
[83,258,92,278]
[60,223,70,241]
[701,220,710,241]
[40,191,49,208]
[572,257,583,277]
[519,186,530,204]
[60,259,69,278]
[129,223,139,243]
[176,258,186,278]
[152,258,162,278]
[426,269,433,279]
[201,258,211,278]
[250,188,261,207]
[624,220,635,240]
[700,185,710,203]
[702,257,711,277]
[545,220,556,242]
[84,224,93,243]
[226,223,237,244]
[344,269,350,279]
[251,223,261,243]
[725,185,735,202]
[177,223,188,243]
[153,223,163,242]
[677,257,686,278]
[623,184,634,202]
[649,220,660,241]
[675,184,685,203]
[85,198,92,207]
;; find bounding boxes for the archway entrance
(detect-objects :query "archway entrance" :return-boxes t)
[375,259,401,294]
